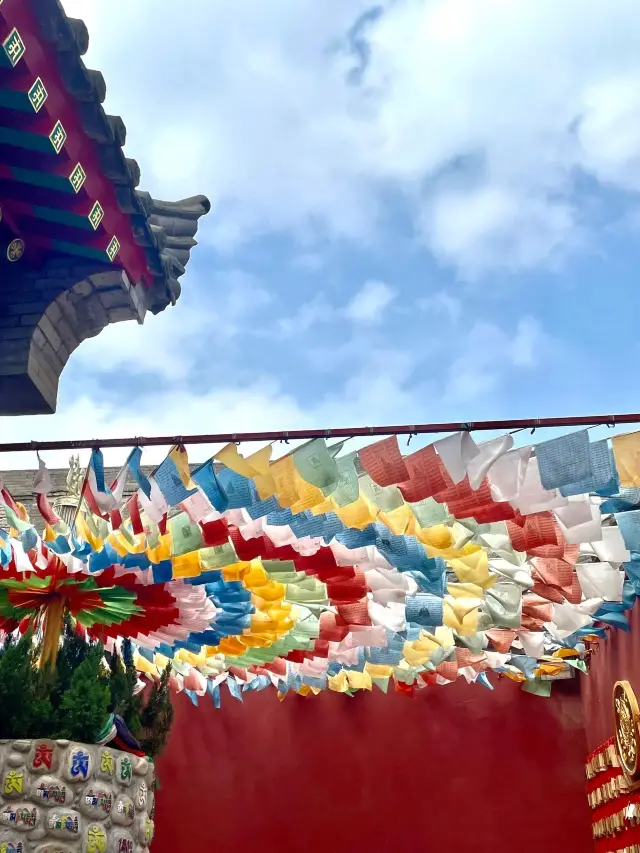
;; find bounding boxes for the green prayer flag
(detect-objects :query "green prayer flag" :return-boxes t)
[359,474,404,512]
[169,512,204,557]
[332,453,360,506]
[200,541,238,569]
[521,678,552,698]
[409,498,449,528]
[293,439,340,494]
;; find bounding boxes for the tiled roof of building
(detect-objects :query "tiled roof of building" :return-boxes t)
[0,465,153,532]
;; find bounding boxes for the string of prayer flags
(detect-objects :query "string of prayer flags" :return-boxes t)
[2,423,640,704]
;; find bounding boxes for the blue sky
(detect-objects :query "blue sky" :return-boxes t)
[3,0,640,468]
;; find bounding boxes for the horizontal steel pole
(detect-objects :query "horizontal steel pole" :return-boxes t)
[0,412,637,453]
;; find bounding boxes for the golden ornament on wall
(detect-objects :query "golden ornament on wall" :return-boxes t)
[614,680,640,785]
[6,238,25,262]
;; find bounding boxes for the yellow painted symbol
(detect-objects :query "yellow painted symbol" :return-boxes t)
[3,29,26,67]
[69,163,86,194]
[49,121,67,154]
[106,235,120,262]
[28,78,48,113]
[88,201,104,231]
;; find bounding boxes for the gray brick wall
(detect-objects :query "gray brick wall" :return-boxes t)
[0,465,155,532]
[0,256,146,415]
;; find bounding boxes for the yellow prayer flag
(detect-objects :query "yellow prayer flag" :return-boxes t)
[612,432,640,487]
[176,649,206,667]
[169,445,196,488]
[246,445,272,476]
[254,473,277,499]
[172,552,201,579]
[379,504,416,536]
[328,670,349,692]
[403,641,430,667]
[310,497,336,516]
[290,471,325,513]
[446,582,485,601]
[346,669,372,690]
[220,561,251,582]
[154,653,171,671]
[335,496,377,530]
[443,597,479,636]
[215,443,273,479]
[146,534,172,564]
[449,550,496,589]
[215,444,257,478]
[269,455,300,508]
[75,513,103,552]
[434,626,455,647]
[365,663,393,679]
[134,654,158,677]
[418,524,454,549]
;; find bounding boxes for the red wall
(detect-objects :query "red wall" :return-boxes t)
[154,678,592,853]
[581,600,640,750]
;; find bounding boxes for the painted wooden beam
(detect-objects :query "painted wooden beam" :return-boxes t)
[0,9,150,284]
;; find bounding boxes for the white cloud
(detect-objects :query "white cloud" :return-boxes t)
[62,0,640,277]
[277,294,335,336]
[445,316,544,404]
[418,290,462,323]
[0,303,546,471]
[421,187,576,279]
[75,269,271,380]
[344,280,397,324]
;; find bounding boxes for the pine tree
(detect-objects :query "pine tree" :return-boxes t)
[51,616,90,708]
[138,663,174,759]
[119,638,142,738]
[0,627,174,757]
[55,642,111,743]
[0,634,54,739]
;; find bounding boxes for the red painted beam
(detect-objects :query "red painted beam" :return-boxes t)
[0,3,152,285]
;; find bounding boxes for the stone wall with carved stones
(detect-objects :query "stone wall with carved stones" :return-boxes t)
[0,739,154,853]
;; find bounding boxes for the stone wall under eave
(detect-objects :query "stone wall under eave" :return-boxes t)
[0,257,146,415]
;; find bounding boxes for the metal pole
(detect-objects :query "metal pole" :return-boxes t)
[0,412,636,453]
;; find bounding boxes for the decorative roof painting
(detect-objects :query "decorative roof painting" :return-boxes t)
[0,0,209,414]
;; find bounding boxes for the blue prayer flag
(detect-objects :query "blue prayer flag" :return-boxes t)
[535,430,592,490]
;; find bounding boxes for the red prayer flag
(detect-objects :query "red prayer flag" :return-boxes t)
[200,519,229,547]
[486,629,517,653]
[335,599,371,626]
[507,513,558,552]
[435,660,458,681]
[36,493,60,526]
[359,436,409,487]
[397,444,451,502]
[127,494,144,536]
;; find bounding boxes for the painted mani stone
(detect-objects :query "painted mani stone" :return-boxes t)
[0,741,154,852]
[29,741,59,775]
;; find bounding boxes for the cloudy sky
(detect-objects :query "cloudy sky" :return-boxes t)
[3,0,640,468]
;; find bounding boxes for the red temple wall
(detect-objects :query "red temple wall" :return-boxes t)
[154,678,592,853]
[581,599,640,751]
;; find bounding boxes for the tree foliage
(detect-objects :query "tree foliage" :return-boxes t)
[0,622,175,758]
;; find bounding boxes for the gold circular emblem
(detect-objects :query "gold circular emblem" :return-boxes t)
[6,238,25,262]
[614,680,640,780]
